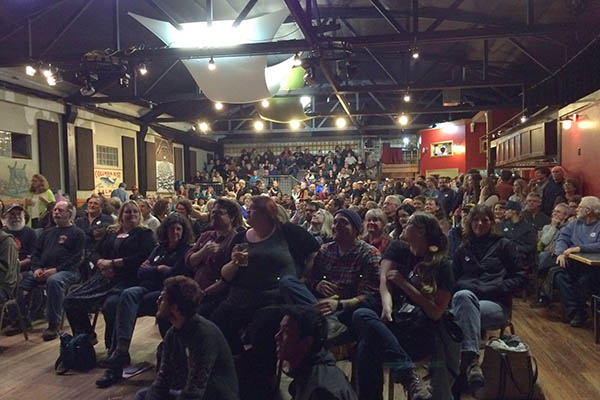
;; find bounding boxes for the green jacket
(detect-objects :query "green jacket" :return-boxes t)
[0,230,19,295]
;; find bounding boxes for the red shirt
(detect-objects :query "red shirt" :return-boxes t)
[495,182,514,201]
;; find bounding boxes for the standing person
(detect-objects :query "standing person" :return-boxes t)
[129,185,143,201]
[450,205,527,394]
[111,183,129,203]
[352,213,456,400]
[532,166,564,216]
[63,201,155,345]
[275,305,358,400]
[135,276,239,400]
[495,170,514,201]
[8,201,84,340]
[25,174,55,229]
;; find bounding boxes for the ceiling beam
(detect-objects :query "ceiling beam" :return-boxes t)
[145,0,183,30]
[40,0,96,57]
[232,0,258,28]
[283,0,319,46]
[337,80,523,94]
[425,0,464,33]
[369,0,408,34]
[142,60,179,97]
[509,38,552,74]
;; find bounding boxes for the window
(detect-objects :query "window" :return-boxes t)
[0,130,32,159]
[96,145,119,167]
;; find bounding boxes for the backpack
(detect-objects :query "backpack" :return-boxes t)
[55,333,97,374]
[476,335,543,400]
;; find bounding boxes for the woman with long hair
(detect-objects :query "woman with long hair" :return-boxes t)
[25,174,55,228]
[461,173,481,207]
[390,204,416,240]
[96,213,193,387]
[478,177,499,208]
[509,178,529,208]
[63,201,156,346]
[450,204,527,395]
[362,208,391,254]
[353,213,456,400]
[307,208,334,245]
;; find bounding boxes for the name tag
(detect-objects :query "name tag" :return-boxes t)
[503,227,509,232]
[465,256,470,262]
[591,232,597,238]
[96,220,102,225]
[117,233,129,239]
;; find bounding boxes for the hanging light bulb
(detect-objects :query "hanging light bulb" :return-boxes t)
[293,53,302,67]
[25,65,37,76]
[198,121,209,132]
[42,68,53,78]
[261,99,270,108]
[254,120,264,131]
[398,114,409,126]
[214,102,224,111]
[47,76,57,86]
[411,47,420,59]
[208,56,216,71]
[138,63,148,75]
[300,96,311,108]
[520,114,527,123]
[403,93,411,102]
[335,117,347,128]
[289,120,301,130]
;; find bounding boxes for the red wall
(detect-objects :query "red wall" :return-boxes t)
[561,104,600,197]
[419,122,466,176]
[465,122,487,171]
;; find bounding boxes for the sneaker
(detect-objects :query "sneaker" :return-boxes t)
[392,368,432,400]
[42,326,59,341]
[466,362,485,391]
[569,313,589,328]
[95,368,122,388]
[4,320,32,336]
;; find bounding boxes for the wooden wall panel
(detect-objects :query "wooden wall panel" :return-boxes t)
[174,147,183,181]
[37,120,61,190]
[146,141,157,191]
[121,136,136,187]
[75,127,94,190]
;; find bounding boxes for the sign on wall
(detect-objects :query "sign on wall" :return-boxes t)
[155,137,174,193]
[94,168,123,197]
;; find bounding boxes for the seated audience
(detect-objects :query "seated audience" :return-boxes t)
[75,195,114,275]
[478,177,499,208]
[276,305,357,400]
[437,176,456,217]
[554,196,600,327]
[96,214,193,388]
[135,276,239,400]
[307,208,334,245]
[522,192,551,231]
[508,178,529,208]
[174,199,203,239]
[2,204,37,271]
[64,201,155,345]
[492,201,507,224]
[412,195,426,212]
[390,204,415,240]
[382,195,402,233]
[495,170,514,201]
[500,201,537,268]
[0,228,18,303]
[8,201,84,340]
[451,205,527,394]
[353,212,456,400]
[362,208,391,254]
[138,199,160,233]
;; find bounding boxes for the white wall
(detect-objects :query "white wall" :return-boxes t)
[191,146,209,172]
[0,88,64,201]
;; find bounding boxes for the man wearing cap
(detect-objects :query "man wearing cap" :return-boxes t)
[500,201,537,268]
[0,228,18,303]
[7,201,85,340]
[2,204,37,271]
[129,185,143,201]
[279,208,381,340]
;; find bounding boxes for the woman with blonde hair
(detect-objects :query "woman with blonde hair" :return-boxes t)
[25,173,55,228]
[64,201,156,345]
[308,208,334,245]
[509,178,529,208]
[362,208,391,254]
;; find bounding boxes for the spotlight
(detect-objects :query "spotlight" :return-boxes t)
[335,117,347,128]
[47,76,57,86]
[520,115,527,123]
[25,65,37,76]
[412,51,419,60]
[254,120,264,131]
[208,56,216,71]
[398,114,409,126]
[562,120,572,130]
[403,137,410,145]
[79,80,96,96]
[289,120,301,130]
[214,102,224,111]
[42,68,53,78]
[198,121,209,132]
[138,63,148,75]
[403,93,411,102]
[261,99,270,108]
[119,72,131,88]
[293,53,302,67]
[300,96,311,108]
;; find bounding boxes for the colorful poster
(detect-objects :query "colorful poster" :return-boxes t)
[94,168,123,196]
[155,137,174,193]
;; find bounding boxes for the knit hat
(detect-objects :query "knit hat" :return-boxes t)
[335,208,363,234]
[505,200,522,213]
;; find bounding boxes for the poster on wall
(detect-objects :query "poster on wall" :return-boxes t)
[155,137,174,193]
[0,160,31,199]
[94,168,123,197]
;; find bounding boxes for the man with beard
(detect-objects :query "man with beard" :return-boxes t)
[554,196,600,327]
[2,204,37,271]
[135,276,238,400]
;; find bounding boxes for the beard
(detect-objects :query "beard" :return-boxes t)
[6,219,25,231]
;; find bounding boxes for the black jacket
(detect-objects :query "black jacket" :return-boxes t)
[288,349,357,400]
[499,219,537,265]
[541,177,565,215]
[453,234,528,307]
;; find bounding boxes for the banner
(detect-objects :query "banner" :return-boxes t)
[94,168,123,196]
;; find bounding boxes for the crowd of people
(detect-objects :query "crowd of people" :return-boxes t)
[1,149,599,400]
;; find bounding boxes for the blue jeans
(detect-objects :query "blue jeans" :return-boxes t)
[555,260,600,319]
[450,290,508,353]
[18,270,79,326]
[352,307,415,400]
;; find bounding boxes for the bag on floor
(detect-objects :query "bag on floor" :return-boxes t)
[477,334,542,400]
[55,333,96,374]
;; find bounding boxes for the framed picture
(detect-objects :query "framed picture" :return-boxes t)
[430,141,453,157]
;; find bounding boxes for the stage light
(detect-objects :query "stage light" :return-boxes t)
[562,120,572,130]
[208,57,216,71]
[403,93,411,102]
[25,65,37,76]
[261,99,270,108]
[398,114,408,126]
[254,120,264,131]
[138,63,148,75]
[198,121,209,132]
[47,76,57,86]
[300,96,311,108]
[403,137,410,145]
[335,117,347,128]
[289,120,301,130]
[293,53,302,67]
[214,102,224,111]
[411,47,420,59]
[520,115,527,123]
[42,68,53,78]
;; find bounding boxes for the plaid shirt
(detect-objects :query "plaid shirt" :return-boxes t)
[308,240,381,300]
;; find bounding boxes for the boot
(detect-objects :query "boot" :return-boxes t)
[461,351,484,391]
[393,368,432,400]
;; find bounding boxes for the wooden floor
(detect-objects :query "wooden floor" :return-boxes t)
[1,299,599,399]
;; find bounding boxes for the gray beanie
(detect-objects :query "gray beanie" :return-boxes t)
[335,208,363,234]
